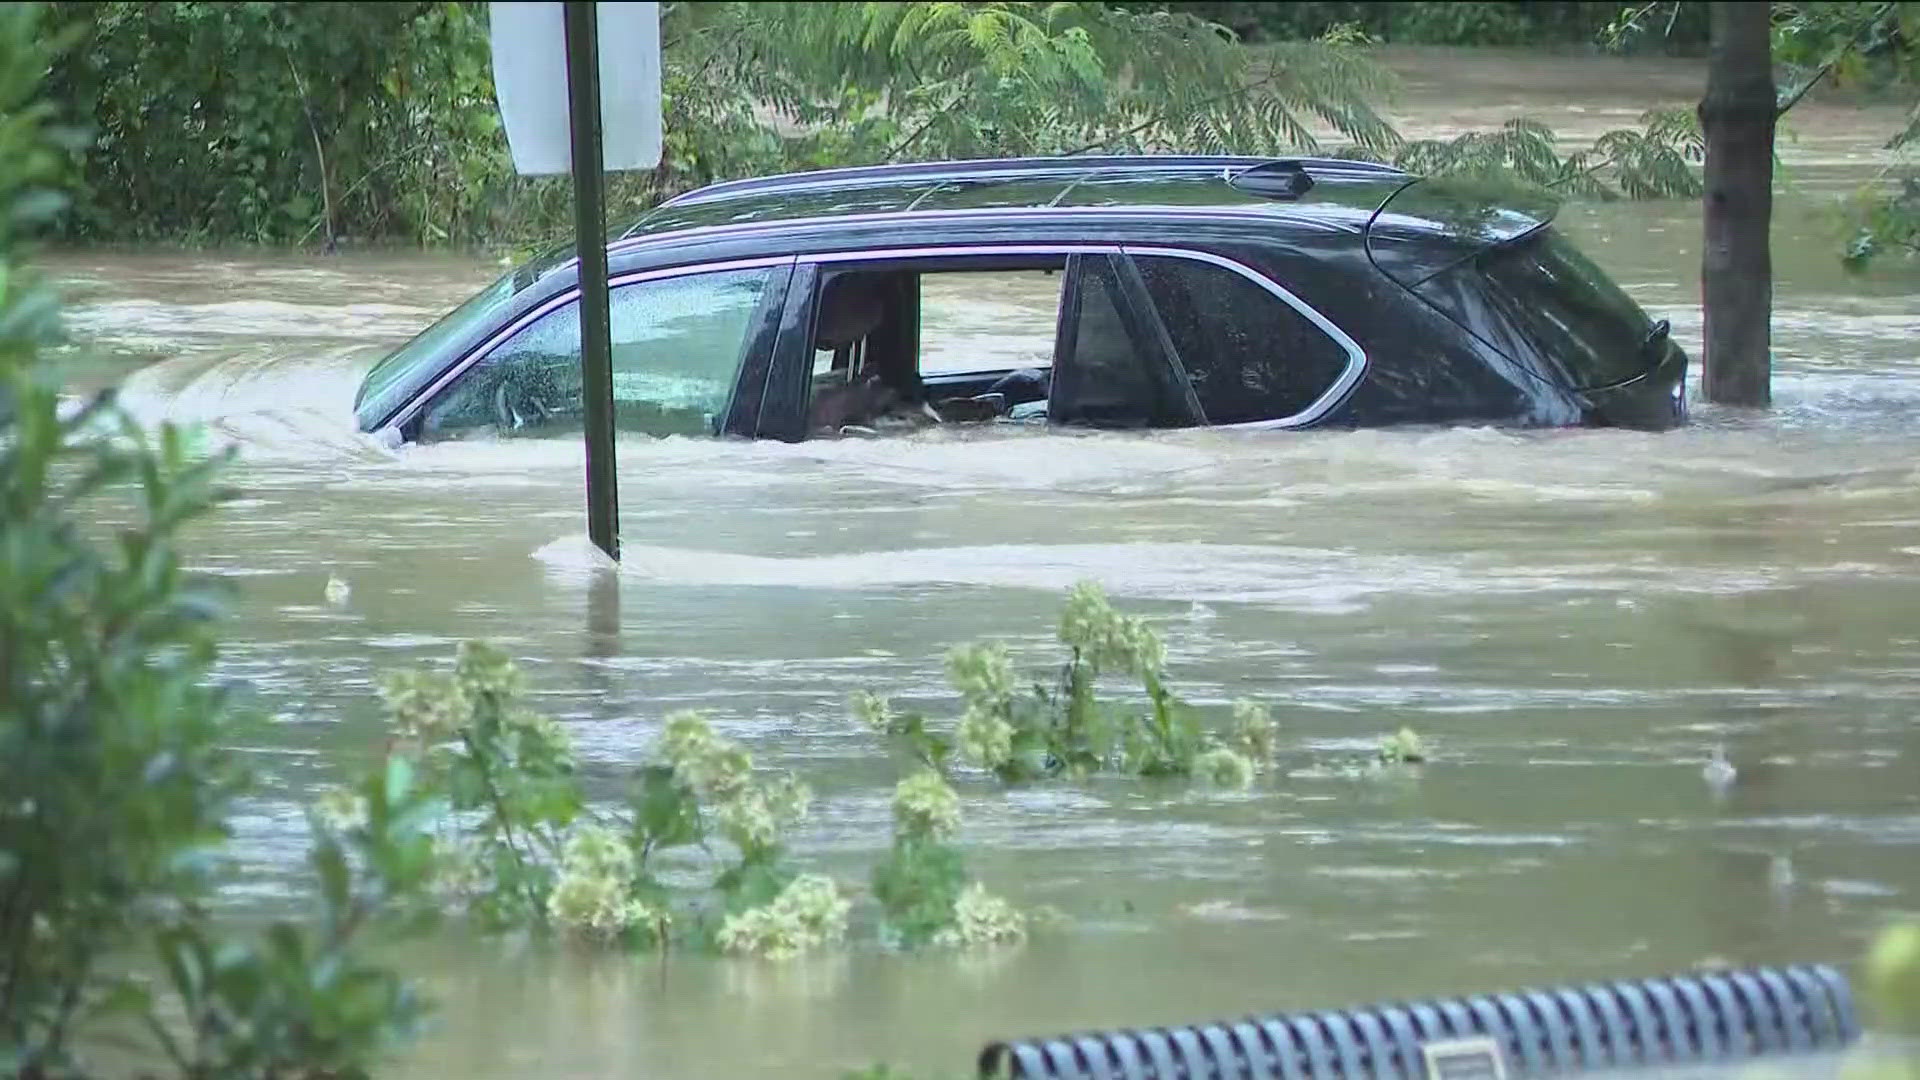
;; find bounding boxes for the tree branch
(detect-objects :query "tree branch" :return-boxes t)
[884,90,968,162]
[1775,3,1898,118]
[1067,67,1283,156]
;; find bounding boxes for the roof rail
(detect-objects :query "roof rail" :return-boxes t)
[661,154,1406,208]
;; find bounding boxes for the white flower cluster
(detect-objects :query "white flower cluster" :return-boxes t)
[453,640,526,701]
[1195,746,1256,789]
[430,838,489,907]
[891,769,962,843]
[313,785,369,833]
[715,773,813,855]
[948,643,1017,770]
[379,669,470,743]
[660,711,811,857]
[715,873,850,958]
[1058,580,1166,676]
[1376,726,1427,765]
[546,826,666,942]
[947,641,1014,708]
[500,705,573,762]
[660,710,751,797]
[931,882,1027,948]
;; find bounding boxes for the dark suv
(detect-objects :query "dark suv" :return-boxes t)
[354,155,1688,446]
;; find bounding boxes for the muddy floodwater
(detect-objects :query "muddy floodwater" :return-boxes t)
[42,50,1920,1079]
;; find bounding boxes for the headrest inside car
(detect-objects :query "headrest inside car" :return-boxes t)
[813,273,886,352]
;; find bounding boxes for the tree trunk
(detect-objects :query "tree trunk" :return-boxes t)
[1698,1,1776,407]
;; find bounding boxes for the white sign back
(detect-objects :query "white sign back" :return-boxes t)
[490,1,661,175]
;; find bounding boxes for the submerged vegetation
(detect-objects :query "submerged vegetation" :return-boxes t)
[351,642,1031,957]
[854,581,1275,785]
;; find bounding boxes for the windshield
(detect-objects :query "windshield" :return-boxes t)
[1409,227,1656,391]
[354,268,521,429]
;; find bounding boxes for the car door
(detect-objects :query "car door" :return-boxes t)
[1050,252,1203,429]
[755,248,1200,439]
[405,259,793,443]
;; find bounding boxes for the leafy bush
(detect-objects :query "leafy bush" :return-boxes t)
[855,581,1271,786]
[2,7,430,1075]
[1866,922,1920,1038]
[1377,726,1429,765]
[871,771,1026,950]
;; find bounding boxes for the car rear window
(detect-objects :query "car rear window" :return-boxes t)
[1412,227,1655,391]
[1133,254,1352,424]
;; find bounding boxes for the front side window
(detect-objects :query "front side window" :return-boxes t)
[1133,254,1353,425]
[420,266,777,441]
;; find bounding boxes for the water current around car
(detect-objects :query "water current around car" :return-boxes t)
[42,51,1920,1079]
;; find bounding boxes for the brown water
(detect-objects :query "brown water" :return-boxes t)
[43,51,1920,1080]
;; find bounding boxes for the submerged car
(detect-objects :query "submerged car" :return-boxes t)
[354,154,1688,446]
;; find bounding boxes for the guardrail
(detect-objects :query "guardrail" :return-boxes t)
[978,963,1859,1079]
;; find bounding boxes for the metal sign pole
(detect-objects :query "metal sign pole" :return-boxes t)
[562,0,619,561]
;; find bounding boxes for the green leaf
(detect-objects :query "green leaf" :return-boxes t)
[627,764,702,853]
[385,753,414,804]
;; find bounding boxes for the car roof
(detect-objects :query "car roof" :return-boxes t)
[609,155,1413,252]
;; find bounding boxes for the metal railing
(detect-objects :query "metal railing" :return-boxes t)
[978,963,1859,1079]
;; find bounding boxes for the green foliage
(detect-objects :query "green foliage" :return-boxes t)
[45,1,1402,247]
[1844,173,1920,266]
[870,771,1026,949]
[366,651,839,955]
[1769,2,1920,267]
[378,642,581,931]
[145,759,440,1079]
[1377,726,1430,765]
[2,9,428,1075]
[1387,109,1703,201]
[367,649,1039,956]
[44,2,506,245]
[1866,922,1920,1036]
[1144,2,1708,52]
[857,581,1275,786]
[661,2,1398,164]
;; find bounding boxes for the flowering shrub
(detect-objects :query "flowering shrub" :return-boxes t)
[868,769,1029,950]
[715,874,851,958]
[1377,726,1429,765]
[852,581,1278,787]
[892,769,963,843]
[1195,747,1257,789]
[378,641,581,931]
[932,882,1027,949]
[547,827,669,945]
[368,653,823,956]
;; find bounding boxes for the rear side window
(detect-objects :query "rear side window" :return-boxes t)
[1133,254,1353,424]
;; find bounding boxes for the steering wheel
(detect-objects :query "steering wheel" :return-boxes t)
[492,376,554,432]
